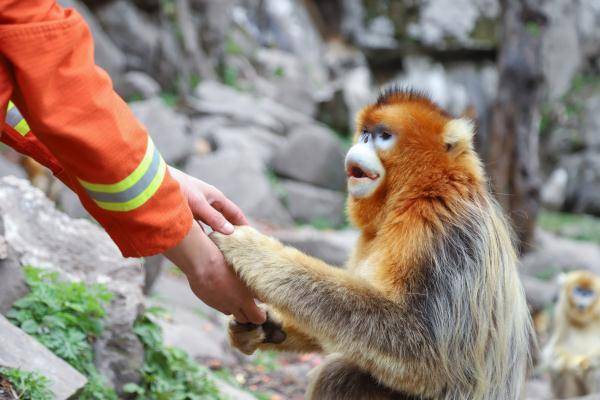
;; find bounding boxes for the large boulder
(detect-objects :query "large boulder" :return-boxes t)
[115,71,161,101]
[272,124,347,191]
[185,150,293,227]
[0,177,145,392]
[563,152,600,216]
[130,98,192,165]
[96,0,159,71]
[0,315,87,399]
[192,81,312,135]
[0,222,28,315]
[521,230,600,279]
[0,156,25,179]
[281,180,347,227]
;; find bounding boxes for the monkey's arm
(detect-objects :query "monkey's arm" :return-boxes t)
[212,226,432,361]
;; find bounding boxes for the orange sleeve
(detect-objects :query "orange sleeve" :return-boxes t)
[0,1,193,257]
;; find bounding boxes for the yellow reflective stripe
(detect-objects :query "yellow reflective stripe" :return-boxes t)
[78,138,155,193]
[14,119,30,136]
[93,157,166,212]
[6,101,30,136]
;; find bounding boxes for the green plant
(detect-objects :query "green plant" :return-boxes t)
[124,309,225,400]
[273,66,285,78]
[539,211,600,244]
[0,367,53,400]
[225,36,243,56]
[222,65,240,90]
[160,92,179,108]
[7,266,117,399]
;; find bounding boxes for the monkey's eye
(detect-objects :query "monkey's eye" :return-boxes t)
[374,130,396,150]
[359,130,370,143]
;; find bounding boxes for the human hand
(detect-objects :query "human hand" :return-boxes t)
[164,222,267,324]
[169,166,248,233]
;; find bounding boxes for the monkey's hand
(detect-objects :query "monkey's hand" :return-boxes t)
[228,307,286,355]
[211,225,286,278]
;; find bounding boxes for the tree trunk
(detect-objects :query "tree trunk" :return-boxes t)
[485,0,547,253]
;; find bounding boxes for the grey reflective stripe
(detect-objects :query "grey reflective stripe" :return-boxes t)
[6,107,23,127]
[84,146,162,203]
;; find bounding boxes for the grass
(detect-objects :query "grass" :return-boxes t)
[0,368,53,400]
[538,211,600,244]
[7,266,118,399]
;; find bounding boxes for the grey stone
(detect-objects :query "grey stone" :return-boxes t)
[541,0,581,100]
[563,153,600,216]
[115,71,161,101]
[281,180,346,227]
[0,156,25,179]
[576,0,600,60]
[272,227,359,267]
[142,255,164,294]
[192,81,312,135]
[583,95,600,149]
[520,275,559,313]
[521,230,600,279]
[201,125,285,166]
[55,180,90,220]
[58,0,126,80]
[525,378,553,400]
[407,0,499,49]
[0,177,145,392]
[97,0,159,71]
[184,150,293,227]
[155,306,235,365]
[130,98,192,165]
[0,315,87,399]
[0,250,28,315]
[213,378,257,400]
[541,168,568,211]
[272,124,347,191]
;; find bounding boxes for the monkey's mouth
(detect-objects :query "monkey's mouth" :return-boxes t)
[346,163,380,181]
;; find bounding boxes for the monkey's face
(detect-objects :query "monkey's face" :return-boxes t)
[346,89,484,228]
[563,271,600,324]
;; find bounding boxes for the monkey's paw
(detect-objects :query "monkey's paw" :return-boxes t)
[228,309,286,355]
[211,226,283,273]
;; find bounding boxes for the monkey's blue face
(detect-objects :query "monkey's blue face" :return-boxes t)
[572,286,597,311]
[344,126,397,198]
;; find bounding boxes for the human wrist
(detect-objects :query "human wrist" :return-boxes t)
[163,221,205,279]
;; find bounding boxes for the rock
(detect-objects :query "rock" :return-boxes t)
[272,124,346,191]
[96,0,159,71]
[520,275,559,313]
[395,57,470,116]
[525,378,553,400]
[576,0,600,61]
[406,0,500,49]
[541,0,581,100]
[115,71,161,101]
[199,125,285,166]
[563,153,600,216]
[155,306,235,365]
[213,378,257,400]
[58,0,126,80]
[130,98,192,165]
[0,315,87,399]
[192,81,312,135]
[0,177,145,392]
[0,217,28,315]
[541,168,568,211]
[55,181,90,220]
[185,150,293,227]
[281,180,346,227]
[582,95,600,150]
[521,230,600,279]
[0,156,25,179]
[272,227,359,267]
[142,255,164,294]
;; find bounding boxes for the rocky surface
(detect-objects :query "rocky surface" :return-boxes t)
[0,315,88,399]
[0,177,145,392]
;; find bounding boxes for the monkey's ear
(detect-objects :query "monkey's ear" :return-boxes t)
[443,118,475,151]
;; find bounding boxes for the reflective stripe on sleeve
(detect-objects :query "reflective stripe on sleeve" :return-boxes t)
[79,137,167,212]
[6,101,31,136]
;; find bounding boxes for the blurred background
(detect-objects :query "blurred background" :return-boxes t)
[0,0,599,399]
